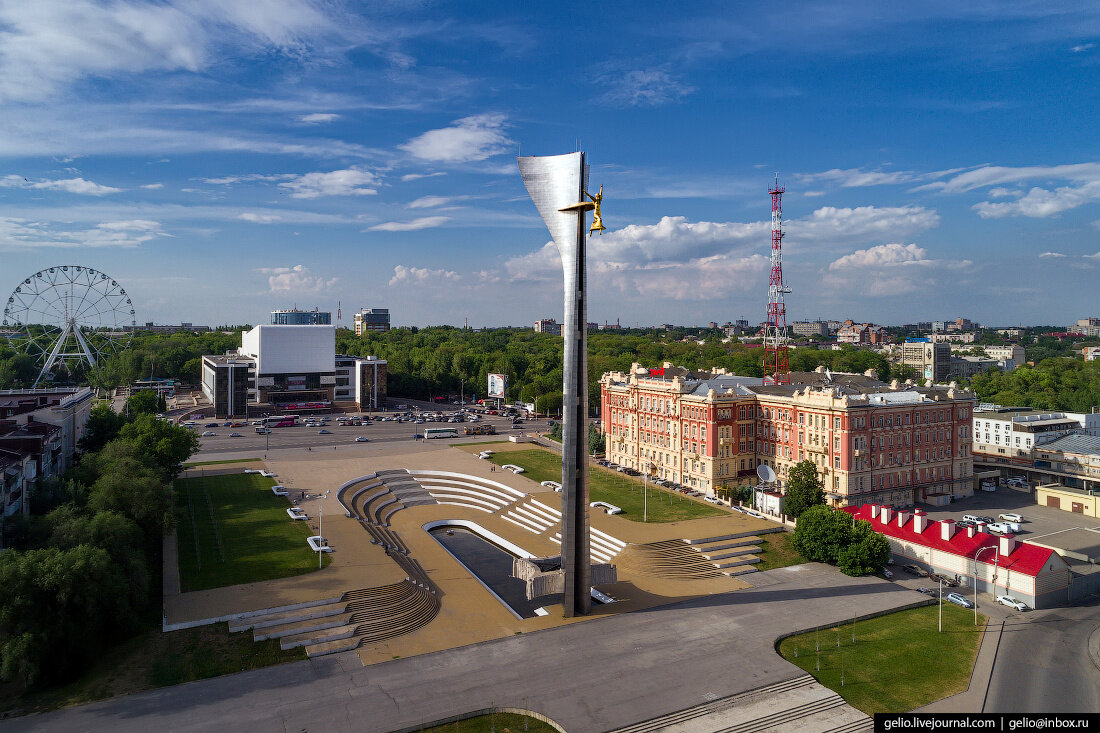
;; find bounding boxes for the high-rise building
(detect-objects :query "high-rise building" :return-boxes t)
[896,339,952,382]
[353,308,390,335]
[271,308,331,325]
[534,318,562,336]
[600,363,975,508]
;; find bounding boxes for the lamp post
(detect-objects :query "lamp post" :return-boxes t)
[318,490,330,569]
[974,545,998,625]
[938,575,943,633]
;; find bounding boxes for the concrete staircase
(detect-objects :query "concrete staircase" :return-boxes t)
[608,675,871,733]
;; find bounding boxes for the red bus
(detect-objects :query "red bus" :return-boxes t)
[264,414,299,427]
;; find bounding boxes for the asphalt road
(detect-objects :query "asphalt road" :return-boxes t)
[5,565,926,733]
[191,414,553,455]
[984,596,1100,713]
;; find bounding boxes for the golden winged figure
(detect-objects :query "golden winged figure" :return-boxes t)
[586,185,606,234]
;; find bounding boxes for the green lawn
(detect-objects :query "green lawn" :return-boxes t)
[416,712,558,733]
[488,449,725,522]
[756,531,806,570]
[0,623,304,718]
[175,473,329,592]
[777,604,985,714]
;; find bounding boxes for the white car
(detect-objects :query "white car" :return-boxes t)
[355,436,369,442]
[1006,477,1028,487]
[986,522,1018,535]
[201,431,217,437]
[999,513,1024,523]
[704,495,720,504]
[996,595,1028,611]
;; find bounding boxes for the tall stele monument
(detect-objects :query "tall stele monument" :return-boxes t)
[518,151,607,617]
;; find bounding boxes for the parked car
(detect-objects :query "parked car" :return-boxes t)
[201,431,216,437]
[1006,477,1028,488]
[902,564,928,577]
[945,592,974,608]
[917,587,935,596]
[962,514,984,524]
[704,496,720,504]
[999,513,1025,523]
[882,568,893,579]
[355,436,369,442]
[955,520,976,529]
[205,422,219,428]
[986,522,1013,535]
[979,482,997,493]
[222,421,233,427]
[929,573,958,587]
[996,595,1028,611]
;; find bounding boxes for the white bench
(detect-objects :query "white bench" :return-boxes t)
[287,507,308,520]
[541,481,562,492]
[307,536,332,553]
[590,501,622,515]
[260,470,277,478]
[271,486,290,496]
[501,464,524,474]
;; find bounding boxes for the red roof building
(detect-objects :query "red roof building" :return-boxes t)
[841,503,1071,608]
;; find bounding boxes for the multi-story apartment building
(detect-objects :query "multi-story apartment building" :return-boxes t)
[600,364,975,508]
[1031,434,1100,494]
[1084,346,1100,362]
[792,320,829,337]
[271,308,331,325]
[353,308,390,335]
[950,344,1025,363]
[1073,318,1100,337]
[892,339,952,382]
[534,318,562,336]
[972,405,1100,470]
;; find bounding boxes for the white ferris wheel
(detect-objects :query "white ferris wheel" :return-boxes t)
[2,265,135,386]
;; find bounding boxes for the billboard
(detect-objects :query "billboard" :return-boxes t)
[487,373,506,399]
[287,376,307,391]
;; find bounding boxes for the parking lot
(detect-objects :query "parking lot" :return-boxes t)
[915,488,1100,541]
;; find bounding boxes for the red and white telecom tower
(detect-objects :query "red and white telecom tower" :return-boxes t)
[763,177,790,385]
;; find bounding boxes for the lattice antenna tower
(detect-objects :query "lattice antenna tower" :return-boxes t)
[764,176,790,385]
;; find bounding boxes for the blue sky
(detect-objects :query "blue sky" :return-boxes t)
[0,1,1098,329]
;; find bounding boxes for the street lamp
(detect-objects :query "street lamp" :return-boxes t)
[974,545,999,624]
[938,575,943,632]
[318,490,330,569]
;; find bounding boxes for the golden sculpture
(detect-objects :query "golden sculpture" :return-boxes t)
[585,185,606,234]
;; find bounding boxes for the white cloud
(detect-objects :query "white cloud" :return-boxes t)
[297,113,339,124]
[972,182,1100,218]
[279,168,379,199]
[1085,252,1100,260]
[796,168,917,187]
[0,175,120,195]
[203,173,294,185]
[388,265,459,287]
[408,195,455,209]
[987,187,1017,198]
[258,264,338,293]
[367,216,449,231]
[238,212,282,223]
[789,205,940,244]
[401,172,446,182]
[599,68,694,107]
[916,162,1100,193]
[140,183,164,190]
[829,243,928,270]
[0,216,166,248]
[1039,251,1067,258]
[1071,43,1094,53]
[400,114,512,163]
[0,0,335,102]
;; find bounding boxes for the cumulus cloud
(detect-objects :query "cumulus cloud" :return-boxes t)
[388,265,459,287]
[0,0,335,102]
[297,112,339,124]
[599,68,694,107]
[238,212,282,223]
[279,167,378,199]
[400,114,512,163]
[0,175,120,195]
[789,205,940,244]
[1039,251,1067,258]
[258,264,338,293]
[367,216,449,232]
[0,216,166,248]
[140,183,164,190]
[829,243,928,270]
[972,181,1100,218]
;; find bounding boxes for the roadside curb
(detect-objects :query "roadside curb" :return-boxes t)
[979,620,1005,713]
[1088,624,1100,674]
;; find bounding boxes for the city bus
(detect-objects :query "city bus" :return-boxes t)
[263,415,299,427]
[423,427,458,439]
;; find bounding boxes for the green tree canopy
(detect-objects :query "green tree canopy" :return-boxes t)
[792,505,854,564]
[125,389,159,415]
[784,460,825,518]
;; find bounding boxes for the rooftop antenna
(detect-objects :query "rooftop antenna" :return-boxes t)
[337,300,342,329]
[763,174,790,385]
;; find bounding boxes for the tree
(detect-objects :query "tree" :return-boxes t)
[588,424,604,455]
[837,520,892,576]
[792,505,854,564]
[125,389,159,415]
[79,403,128,453]
[117,414,200,478]
[784,460,825,518]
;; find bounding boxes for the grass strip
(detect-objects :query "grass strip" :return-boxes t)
[174,472,329,592]
[415,712,559,732]
[488,449,724,522]
[756,531,806,570]
[777,604,985,714]
[183,457,263,467]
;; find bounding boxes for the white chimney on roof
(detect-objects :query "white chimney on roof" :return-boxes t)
[881,505,894,524]
[870,504,880,519]
[975,521,987,535]
[912,509,927,533]
[897,509,910,528]
[940,519,956,541]
[999,533,1016,556]
[967,524,977,538]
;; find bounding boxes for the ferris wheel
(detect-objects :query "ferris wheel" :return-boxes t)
[2,266,135,386]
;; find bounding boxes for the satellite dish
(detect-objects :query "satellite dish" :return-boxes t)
[757,464,776,484]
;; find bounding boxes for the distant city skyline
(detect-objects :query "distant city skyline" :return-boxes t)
[1,2,1098,327]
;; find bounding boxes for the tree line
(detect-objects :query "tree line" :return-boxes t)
[0,397,198,688]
